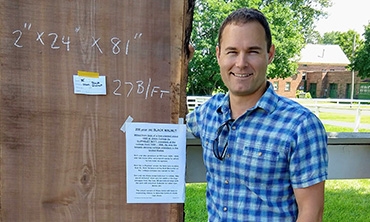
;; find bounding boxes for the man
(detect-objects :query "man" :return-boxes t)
[186,8,328,221]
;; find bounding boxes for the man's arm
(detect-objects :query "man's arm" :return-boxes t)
[294,181,325,222]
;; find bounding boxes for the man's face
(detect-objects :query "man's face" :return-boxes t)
[216,21,275,98]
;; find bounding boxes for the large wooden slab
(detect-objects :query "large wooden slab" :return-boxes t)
[0,0,193,221]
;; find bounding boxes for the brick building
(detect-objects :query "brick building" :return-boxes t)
[270,44,370,99]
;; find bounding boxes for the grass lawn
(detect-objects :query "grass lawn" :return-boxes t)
[324,179,370,221]
[319,112,370,125]
[185,179,370,222]
[185,183,207,221]
[321,112,370,132]
[325,125,370,133]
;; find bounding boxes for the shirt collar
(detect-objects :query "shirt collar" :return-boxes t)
[216,81,278,116]
[255,81,278,114]
[216,93,231,116]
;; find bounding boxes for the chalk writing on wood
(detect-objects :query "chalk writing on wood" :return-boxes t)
[11,22,143,55]
[113,78,170,99]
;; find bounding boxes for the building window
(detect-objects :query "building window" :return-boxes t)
[360,84,370,94]
[302,72,307,80]
[285,82,291,91]
[359,83,370,99]
[273,81,279,91]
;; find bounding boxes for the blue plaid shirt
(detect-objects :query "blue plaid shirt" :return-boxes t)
[186,82,328,222]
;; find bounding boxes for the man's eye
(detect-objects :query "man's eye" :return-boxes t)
[226,51,237,54]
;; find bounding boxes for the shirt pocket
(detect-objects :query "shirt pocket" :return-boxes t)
[243,143,280,163]
[201,133,216,151]
[236,141,289,187]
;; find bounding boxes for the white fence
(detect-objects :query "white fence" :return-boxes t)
[187,96,370,132]
[293,98,370,132]
[187,96,212,111]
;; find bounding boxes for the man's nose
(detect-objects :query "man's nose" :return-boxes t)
[235,53,248,68]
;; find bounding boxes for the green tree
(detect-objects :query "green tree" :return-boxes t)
[187,0,232,95]
[351,23,370,78]
[188,0,331,95]
[305,30,323,44]
[322,31,340,44]
[321,30,363,63]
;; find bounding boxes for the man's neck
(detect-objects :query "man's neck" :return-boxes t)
[229,83,267,119]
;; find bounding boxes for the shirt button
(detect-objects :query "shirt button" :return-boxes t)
[258,152,263,156]
[223,207,228,212]
[224,180,229,184]
[226,153,231,158]
[232,126,236,130]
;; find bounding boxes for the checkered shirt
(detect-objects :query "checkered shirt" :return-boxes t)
[186,82,328,222]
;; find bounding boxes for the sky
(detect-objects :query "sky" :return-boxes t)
[315,0,370,35]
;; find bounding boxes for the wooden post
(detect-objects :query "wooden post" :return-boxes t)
[0,0,193,221]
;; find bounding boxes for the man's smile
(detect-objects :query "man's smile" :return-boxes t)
[230,72,254,78]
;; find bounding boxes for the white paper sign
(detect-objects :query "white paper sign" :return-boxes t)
[126,122,186,203]
[73,75,107,95]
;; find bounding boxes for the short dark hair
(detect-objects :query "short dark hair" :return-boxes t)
[218,8,272,52]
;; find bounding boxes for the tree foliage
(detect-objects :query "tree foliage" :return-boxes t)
[321,30,363,63]
[305,30,323,44]
[351,23,370,78]
[187,0,331,95]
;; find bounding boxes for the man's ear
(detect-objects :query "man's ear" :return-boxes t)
[268,44,275,64]
[216,45,220,63]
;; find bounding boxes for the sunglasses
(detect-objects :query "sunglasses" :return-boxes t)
[213,120,233,160]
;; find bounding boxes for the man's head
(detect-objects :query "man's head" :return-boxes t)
[218,8,272,53]
[215,8,275,101]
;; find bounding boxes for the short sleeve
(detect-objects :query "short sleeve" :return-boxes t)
[289,113,328,188]
[186,108,201,138]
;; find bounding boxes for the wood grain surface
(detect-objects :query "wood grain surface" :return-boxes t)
[0,0,193,221]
